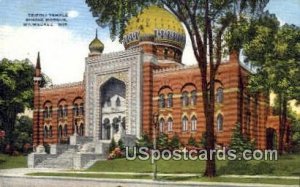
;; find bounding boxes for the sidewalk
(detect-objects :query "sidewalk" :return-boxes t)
[0,168,299,187]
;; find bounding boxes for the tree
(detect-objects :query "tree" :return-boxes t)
[229,123,255,154]
[0,58,50,148]
[86,0,269,177]
[244,22,300,155]
[0,58,34,136]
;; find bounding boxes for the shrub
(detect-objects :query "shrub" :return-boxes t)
[157,133,168,150]
[229,123,256,153]
[169,134,181,149]
[187,135,198,147]
[251,161,275,174]
[218,160,252,175]
[136,133,152,148]
[118,139,125,151]
[109,138,117,152]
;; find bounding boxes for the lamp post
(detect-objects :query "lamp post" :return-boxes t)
[152,112,159,180]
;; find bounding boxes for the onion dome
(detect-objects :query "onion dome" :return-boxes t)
[123,6,186,51]
[89,29,104,55]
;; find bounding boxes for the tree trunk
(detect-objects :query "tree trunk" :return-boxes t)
[204,107,216,177]
[278,94,287,155]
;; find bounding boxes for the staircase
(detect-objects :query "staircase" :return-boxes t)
[35,146,77,169]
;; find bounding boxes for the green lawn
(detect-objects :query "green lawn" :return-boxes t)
[27,172,300,185]
[87,154,300,176]
[0,154,27,169]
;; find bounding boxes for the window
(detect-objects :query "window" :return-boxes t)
[158,94,165,108]
[58,125,63,139]
[44,106,52,119]
[182,116,188,131]
[116,97,121,107]
[159,118,164,133]
[191,116,197,131]
[58,105,63,118]
[167,93,173,108]
[182,91,189,107]
[44,126,48,138]
[63,125,67,137]
[217,114,223,131]
[191,90,197,106]
[216,87,224,103]
[63,105,68,117]
[167,117,173,132]
[79,123,84,136]
[164,48,168,59]
[49,126,53,137]
[79,103,84,115]
[107,98,111,107]
[73,104,79,116]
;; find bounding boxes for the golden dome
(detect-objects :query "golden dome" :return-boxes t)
[123,6,186,49]
[89,30,104,54]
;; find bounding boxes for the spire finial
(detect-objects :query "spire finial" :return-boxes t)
[36,52,41,69]
[96,29,98,39]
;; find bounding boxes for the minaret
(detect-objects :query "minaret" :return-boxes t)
[33,52,42,147]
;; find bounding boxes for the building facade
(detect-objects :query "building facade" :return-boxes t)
[32,6,290,154]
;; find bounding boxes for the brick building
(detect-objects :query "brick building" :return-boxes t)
[32,6,290,154]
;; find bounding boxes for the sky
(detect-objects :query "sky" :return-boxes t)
[0,0,299,84]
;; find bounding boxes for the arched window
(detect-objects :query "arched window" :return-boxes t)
[191,116,197,131]
[63,125,67,137]
[217,114,223,131]
[63,105,68,117]
[58,125,63,139]
[167,117,173,132]
[116,97,121,107]
[216,87,224,103]
[79,123,84,136]
[58,105,63,118]
[181,91,189,107]
[73,104,79,116]
[182,116,188,131]
[49,126,53,137]
[167,93,173,108]
[191,90,197,106]
[79,103,84,115]
[44,126,48,138]
[164,48,168,59]
[44,106,52,119]
[106,98,111,107]
[158,94,165,108]
[159,118,164,133]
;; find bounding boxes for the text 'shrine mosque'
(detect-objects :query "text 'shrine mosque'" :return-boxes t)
[29,6,290,169]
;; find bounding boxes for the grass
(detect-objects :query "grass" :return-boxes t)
[87,154,300,176]
[27,172,300,185]
[0,154,27,169]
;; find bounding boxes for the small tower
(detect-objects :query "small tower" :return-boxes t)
[88,29,104,57]
[33,52,42,146]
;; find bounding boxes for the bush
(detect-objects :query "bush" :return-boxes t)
[169,134,181,149]
[218,160,275,175]
[218,160,252,175]
[229,123,256,153]
[251,161,275,175]
[118,139,125,151]
[136,133,152,148]
[187,135,198,147]
[157,133,168,150]
[109,138,117,152]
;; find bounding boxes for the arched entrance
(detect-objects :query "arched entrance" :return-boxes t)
[100,77,126,141]
[266,128,277,150]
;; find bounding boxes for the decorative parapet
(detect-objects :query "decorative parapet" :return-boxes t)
[41,81,83,90]
[86,48,142,64]
[153,64,199,74]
